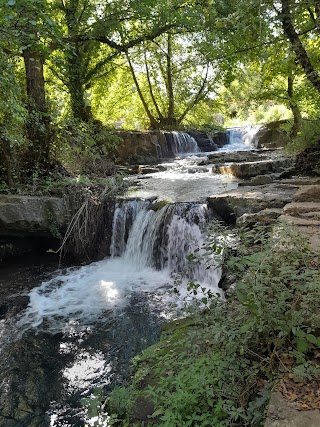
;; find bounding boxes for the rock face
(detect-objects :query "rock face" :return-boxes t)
[212,158,293,179]
[207,184,296,223]
[252,121,290,149]
[264,392,320,427]
[0,195,67,237]
[115,130,225,164]
[211,131,229,148]
[187,131,219,151]
[115,131,166,164]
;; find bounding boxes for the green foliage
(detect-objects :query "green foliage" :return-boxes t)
[105,225,320,426]
[55,118,121,175]
[286,119,320,153]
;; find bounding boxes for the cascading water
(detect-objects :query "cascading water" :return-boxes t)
[171,131,200,155]
[225,126,261,151]
[17,200,222,333]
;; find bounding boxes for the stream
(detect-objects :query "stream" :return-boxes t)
[0,128,258,427]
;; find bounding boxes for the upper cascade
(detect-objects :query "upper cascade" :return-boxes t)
[225,126,261,151]
[171,131,200,155]
[161,131,201,156]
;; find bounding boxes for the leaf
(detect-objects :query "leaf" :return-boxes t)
[306,334,320,347]
[295,336,309,354]
[149,409,164,418]
[7,0,16,5]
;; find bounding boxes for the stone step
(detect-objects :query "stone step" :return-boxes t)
[283,202,320,216]
[279,214,320,226]
[293,185,320,202]
[212,158,293,179]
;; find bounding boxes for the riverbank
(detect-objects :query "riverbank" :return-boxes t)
[105,216,320,426]
[1,129,319,426]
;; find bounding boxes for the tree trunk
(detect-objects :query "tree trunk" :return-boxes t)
[166,33,175,122]
[67,45,93,122]
[0,139,14,188]
[287,76,302,138]
[126,52,159,129]
[23,47,51,165]
[280,0,320,94]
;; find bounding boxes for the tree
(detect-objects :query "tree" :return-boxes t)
[0,48,26,186]
[0,0,58,167]
[125,30,216,128]
[277,0,320,95]
[49,0,195,123]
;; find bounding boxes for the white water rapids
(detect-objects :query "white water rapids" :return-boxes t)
[0,127,264,427]
[18,201,222,333]
[17,127,259,333]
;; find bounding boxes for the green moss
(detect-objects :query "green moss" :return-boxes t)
[148,200,170,211]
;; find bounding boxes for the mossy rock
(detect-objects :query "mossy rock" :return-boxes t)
[148,200,170,211]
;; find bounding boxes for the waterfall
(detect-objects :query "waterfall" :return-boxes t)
[225,126,261,151]
[112,200,214,275]
[171,131,200,154]
[18,200,221,332]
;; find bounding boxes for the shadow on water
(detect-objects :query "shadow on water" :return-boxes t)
[0,129,251,426]
[0,279,163,426]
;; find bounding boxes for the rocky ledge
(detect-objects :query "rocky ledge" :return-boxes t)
[0,195,67,260]
[208,176,320,427]
[0,195,67,237]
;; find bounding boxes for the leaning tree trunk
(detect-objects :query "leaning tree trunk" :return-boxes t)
[23,47,51,167]
[280,0,320,94]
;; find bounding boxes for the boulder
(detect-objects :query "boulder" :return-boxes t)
[252,121,290,149]
[249,175,273,185]
[207,184,295,223]
[237,208,282,226]
[264,391,320,427]
[212,158,293,179]
[293,185,320,202]
[0,195,67,237]
[138,166,160,174]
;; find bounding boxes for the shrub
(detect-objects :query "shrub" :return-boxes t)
[106,224,320,427]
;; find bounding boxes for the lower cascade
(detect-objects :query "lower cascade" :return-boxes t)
[18,199,222,333]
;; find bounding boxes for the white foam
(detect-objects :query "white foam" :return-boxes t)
[18,259,171,332]
[18,201,222,333]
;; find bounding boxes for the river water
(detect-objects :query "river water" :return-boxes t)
[0,128,257,426]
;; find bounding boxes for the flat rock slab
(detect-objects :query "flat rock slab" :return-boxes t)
[0,195,67,236]
[283,202,320,216]
[237,208,283,226]
[207,184,296,223]
[274,177,320,186]
[208,151,267,164]
[265,392,320,427]
[293,185,320,202]
[279,214,320,226]
[212,158,293,179]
